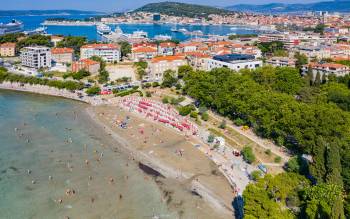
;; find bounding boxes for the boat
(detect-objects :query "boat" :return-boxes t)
[97,23,111,35]
[171,28,179,32]
[154,34,172,41]
[178,28,188,33]
[0,20,24,35]
[132,30,148,38]
[24,26,47,36]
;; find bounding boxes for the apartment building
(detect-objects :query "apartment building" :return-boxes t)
[80,43,120,63]
[72,59,100,75]
[158,42,176,56]
[302,62,350,77]
[149,55,187,80]
[0,42,16,57]
[20,46,51,69]
[205,54,262,71]
[51,47,74,64]
[266,57,297,67]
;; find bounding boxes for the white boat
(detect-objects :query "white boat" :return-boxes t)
[171,28,179,32]
[154,34,172,41]
[0,20,24,35]
[97,23,111,35]
[132,30,148,38]
[24,26,47,36]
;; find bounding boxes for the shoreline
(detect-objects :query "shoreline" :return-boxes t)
[0,82,106,105]
[85,106,234,216]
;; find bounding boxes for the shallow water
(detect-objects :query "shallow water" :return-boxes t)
[0,90,175,219]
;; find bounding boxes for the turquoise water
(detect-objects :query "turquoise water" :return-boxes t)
[0,15,259,41]
[0,90,174,219]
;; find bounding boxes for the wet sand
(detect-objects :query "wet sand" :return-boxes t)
[87,105,235,218]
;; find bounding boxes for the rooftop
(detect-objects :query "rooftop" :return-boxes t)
[213,54,256,63]
[51,47,74,54]
[81,43,120,50]
[0,42,16,48]
[151,55,185,63]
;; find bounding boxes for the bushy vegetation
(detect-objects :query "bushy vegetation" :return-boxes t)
[241,146,256,164]
[0,69,84,91]
[182,65,350,217]
[56,36,87,54]
[134,2,234,18]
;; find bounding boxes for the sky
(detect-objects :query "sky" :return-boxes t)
[1,0,330,12]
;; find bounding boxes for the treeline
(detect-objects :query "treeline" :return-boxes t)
[0,68,84,91]
[182,66,350,217]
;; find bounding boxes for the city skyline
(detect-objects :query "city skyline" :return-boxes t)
[1,0,330,12]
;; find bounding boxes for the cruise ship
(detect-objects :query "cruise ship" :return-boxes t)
[0,20,24,35]
[97,23,111,35]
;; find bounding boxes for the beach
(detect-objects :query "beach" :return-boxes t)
[0,87,235,218]
[86,104,236,218]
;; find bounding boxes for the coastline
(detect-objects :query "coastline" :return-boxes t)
[85,106,235,217]
[0,82,236,217]
[0,82,106,105]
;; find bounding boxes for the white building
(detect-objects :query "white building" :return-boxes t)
[20,46,51,69]
[149,55,187,81]
[80,43,121,63]
[266,57,296,67]
[206,54,262,71]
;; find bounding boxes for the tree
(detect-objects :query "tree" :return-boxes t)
[56,36,86,54]
[322,73,327,84]
[219,119,226,129]
[201,112,209,121]
[207,134,215,143]
[294,52,308,70]
[242,146,256,164]
[178,65,193,78]
[119,41,131,57]
[250,170,262,181]
[72,69,90,80]
[302,184,344,219]
[315,72,321,86]
[86,86,101,95]
[162,69,178,88]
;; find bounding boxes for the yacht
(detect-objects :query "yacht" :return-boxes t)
[0,20,24,35]
[97,23,111,35]
[154,34,172,41]
[132,30,148,38]
[24,26,47,36]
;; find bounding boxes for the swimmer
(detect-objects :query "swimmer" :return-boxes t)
[109,177,114,184]
[119,194,123,199]
[49,176,53,181]
[88,176,92,180]
[27,169,31,174]
[31,180,36,184]
[85,160,89,165]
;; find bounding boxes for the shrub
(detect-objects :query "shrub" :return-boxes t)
[219,119,227,129]
[162,96,169,104]
[178,105,194,116]
[201,112,209,121]
[190,111,198,119]
[233,118,245,126]
[274,156,282,163]
[242,146,256,164]
[146,91,152,97]
[250,170,262,181]
[86,86,101,96]
[265,149,272,156]
[207,134,215,143]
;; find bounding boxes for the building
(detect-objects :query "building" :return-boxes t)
[80,43,121,63]
[50,36,64,47]
[51,47,74,64]
[266,57,296,67]
[205,54,262,71]
[72,59,100,75]
[131,46,158,61]
[158,42,176,56]
[149,55,187,80]
[0,42,16,57]
[20,46,51,69]
[302,62,350,78]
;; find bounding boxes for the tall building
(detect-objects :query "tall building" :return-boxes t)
[20,46,51,69]
[51,48,74,64]
[80,43,121,63]
[0,42,16,57]
[206,54,262,71]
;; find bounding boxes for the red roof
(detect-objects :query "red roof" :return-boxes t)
[151,55,185,63]
[0,43,16,48]
[132,47,158,53]
[51,47,74,54]
[159,42,176,48]
[76,59,99,66]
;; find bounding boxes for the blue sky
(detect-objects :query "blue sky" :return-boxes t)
[2,0,329,12]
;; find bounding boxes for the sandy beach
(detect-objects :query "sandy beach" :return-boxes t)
[86,105,236,218]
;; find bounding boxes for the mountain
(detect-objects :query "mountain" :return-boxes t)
[226,1,350,13]
[0,10,104,17]
[134,1,234,18]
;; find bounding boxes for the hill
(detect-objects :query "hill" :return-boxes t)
[226,1,350,13]
[134,1,234,18]
[0,10,103,17]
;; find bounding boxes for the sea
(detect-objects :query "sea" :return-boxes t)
[0,14,259,41]
[0,90,176,218]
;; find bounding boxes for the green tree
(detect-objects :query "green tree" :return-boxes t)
[177,65,193,78]
[162,69,178,88]
[294,52,308,70]
[86,86,101,95]
[315,72,321,86]
[119,41,131,57]
[242,146,256,164]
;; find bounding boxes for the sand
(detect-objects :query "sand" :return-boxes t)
[86,105,236,218]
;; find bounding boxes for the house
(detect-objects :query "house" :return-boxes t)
[149,55,187,80]
[131,44,158,61]
[72,59,100,75]
[184,52,211,70]
[50,36,64,47]
[158,42,176,56]
[177,42,202,53]
[302,62,350,78]
[0,42,16,57]
[51,47,74,64]
[266,57,297,67]
[80,43,121,63]
[20,46,51,69]
[205,54,262,71]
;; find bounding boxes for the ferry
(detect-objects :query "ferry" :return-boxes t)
[0,20,24,35]
[97,23,111,35]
